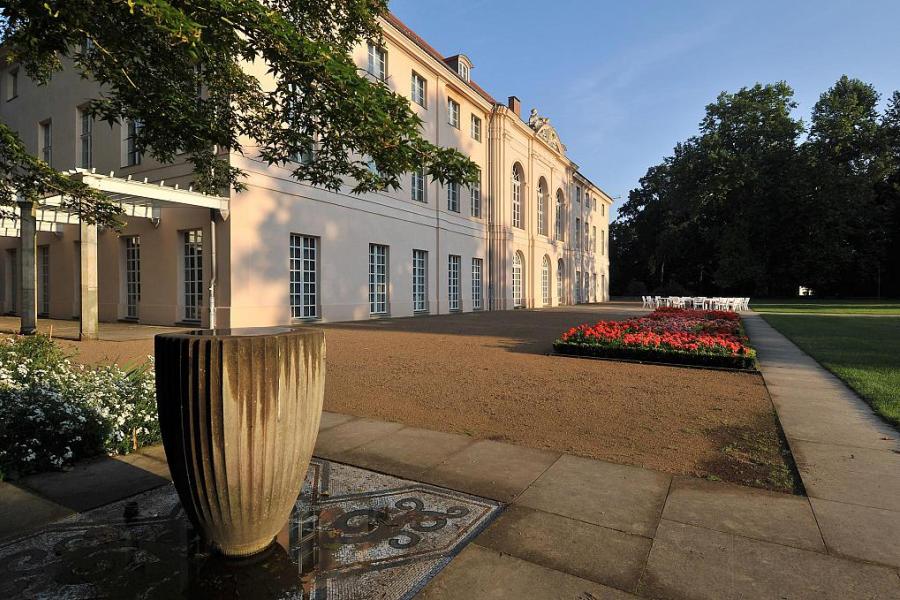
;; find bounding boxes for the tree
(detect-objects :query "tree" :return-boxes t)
[0,0,479,226]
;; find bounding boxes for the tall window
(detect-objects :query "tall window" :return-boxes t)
[472,258,483,310]
[458,62,470,82]
[512,252,524,308]
[39,120,51,165]
[368,244,388,315]
[471,114,482,141]
[79,109,93,169]
[557,259,564,305]
[37,245,49,316]
[512,167,522,229]
[125,120,142,166]
[541,255,551,306]
[367,43,386,81]
[575,271,581,304]
[411,71,427,107]
[575,218,581,251]
[601,203,605,217]
[183,229,203,322]
[601,229,606,255]
[411,166,426,202]
[290,234,318,319]
[593,226,597,254]
[447,181,460,212]
[124,236,141,319]
[6,67,18,101]
[537,180,548,236]
[470,176,481,218]
[556,190,564,240]
[447,98,460,128]
[585,222,590,252]
[413,249,428,313]
[448,255,461,311]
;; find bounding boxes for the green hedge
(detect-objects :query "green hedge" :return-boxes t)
[553,340,757,370]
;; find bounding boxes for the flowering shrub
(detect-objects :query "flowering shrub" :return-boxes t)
[554,308,757,369]
[0,335,159,479]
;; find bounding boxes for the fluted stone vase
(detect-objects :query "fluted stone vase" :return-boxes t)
[155,327,325,557]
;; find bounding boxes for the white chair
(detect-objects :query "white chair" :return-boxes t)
[641,295,653,309]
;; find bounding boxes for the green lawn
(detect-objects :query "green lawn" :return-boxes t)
[751,299,900,315]
[761,314,900,427]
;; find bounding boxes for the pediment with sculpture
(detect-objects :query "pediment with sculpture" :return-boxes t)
[528,108,567,155]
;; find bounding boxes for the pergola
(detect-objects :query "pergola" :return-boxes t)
[5,169,229,340]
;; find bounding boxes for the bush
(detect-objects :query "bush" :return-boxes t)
[0,335,159,480]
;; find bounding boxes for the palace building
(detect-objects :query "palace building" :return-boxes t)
[0,13,611,335]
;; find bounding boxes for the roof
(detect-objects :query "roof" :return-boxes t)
[383,12,498,105]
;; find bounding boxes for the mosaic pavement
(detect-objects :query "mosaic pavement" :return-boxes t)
[0,459,501,599]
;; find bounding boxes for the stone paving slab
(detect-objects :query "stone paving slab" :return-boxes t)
[313,417,404,459]
[319,410,356,431]
[661,477,824,552]
[341,426,474,480]
[18,452,171,513]
[418,440,560,503]
[0,482,72,542]
[791,440,900,512]
[810,497,900,569]
[772,401,898,451]
[418,544,638,599]
[474,504,652,593]
[517,454,671,538]
[638,520,900,600]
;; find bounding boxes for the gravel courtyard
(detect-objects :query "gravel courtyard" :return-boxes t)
[35,303,797,492]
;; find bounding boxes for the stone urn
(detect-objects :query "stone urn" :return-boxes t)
[155,327,325,557]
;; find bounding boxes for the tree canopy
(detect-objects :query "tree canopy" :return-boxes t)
[612,77,900,298]
[0,0,479,225]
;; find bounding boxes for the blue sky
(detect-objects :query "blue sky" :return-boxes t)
[389,0,900,216]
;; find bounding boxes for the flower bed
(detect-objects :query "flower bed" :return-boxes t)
[553,307,757,369]
[0,335,159,480]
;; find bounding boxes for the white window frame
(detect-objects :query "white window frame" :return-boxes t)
[368,43,387,81]
[290,234,319,320]
[79,108,93,170]
[472,258,483,310]
[124,236,141,319]
[512,168,522,229]
[124,119,142,167]
[368,243,389,315]
[182,229,203,322]
[512,252,524,308]
[557,259,564,305]
[542,256,551,306]
[537,183,547,236]
[458,62,470,82]
[413,249,428,313]
[471,114,481,141]
[447,98,460,129]
[576,217,581,251]
[470,177,481,218]
[447,181,460,212]
[411,71,427,107]
[37,245,49,316]
[39,120,52,165]
[448,254,461,311]
[6,67,18,101]
[411,166,426,202]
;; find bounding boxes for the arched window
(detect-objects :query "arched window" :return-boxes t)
[537,179,548,236]
[557,259,564,304]
[541,255,551,306]
[512,251,524,308]
[555,190,564,240]
[512,166,523,229]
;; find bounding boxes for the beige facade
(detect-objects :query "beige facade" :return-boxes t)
[0,14,611,329]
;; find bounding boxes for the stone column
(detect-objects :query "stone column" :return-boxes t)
[17,200,37,335]
[79,221,99,341]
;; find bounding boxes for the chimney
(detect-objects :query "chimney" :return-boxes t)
[507,96,521,118]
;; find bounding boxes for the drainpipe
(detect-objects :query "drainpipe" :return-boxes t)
[208,209,217,329]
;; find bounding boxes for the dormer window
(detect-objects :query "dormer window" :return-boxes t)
[458,62,470,82]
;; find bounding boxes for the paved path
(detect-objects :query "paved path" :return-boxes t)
[743,312,900,571]
[3,408,899,598]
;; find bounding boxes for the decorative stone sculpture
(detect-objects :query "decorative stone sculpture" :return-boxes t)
[155,327,325,557]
